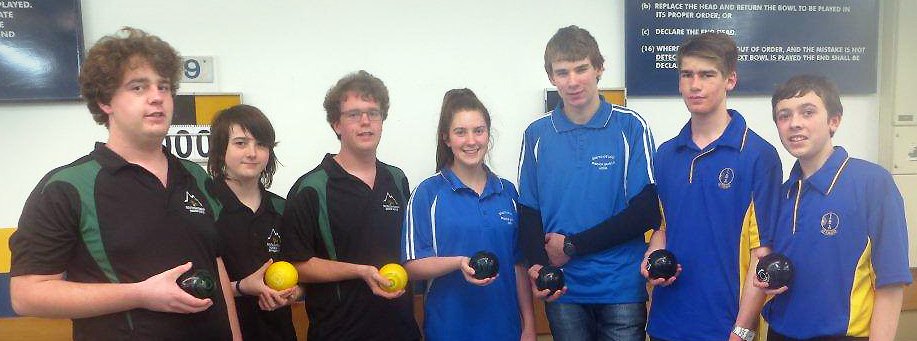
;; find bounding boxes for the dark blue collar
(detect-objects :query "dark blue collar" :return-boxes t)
[674,110,749,152]
[439,166,504,197]
[550,96,613,133]
[787,146,849,196]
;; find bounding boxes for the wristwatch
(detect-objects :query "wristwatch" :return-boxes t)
[562,235,576,257]
[732,326,755,341]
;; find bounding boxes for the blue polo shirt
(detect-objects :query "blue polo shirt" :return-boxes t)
[647,110,782,341]
[401,168,522,341]
[763,147,911,339]
[517,97,655,303]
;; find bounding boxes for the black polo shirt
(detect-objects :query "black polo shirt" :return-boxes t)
[209,178,296,341]
[10,142,231,340]
[282,153,420,341]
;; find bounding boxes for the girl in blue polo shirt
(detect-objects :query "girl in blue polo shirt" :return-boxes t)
[401,89,536,340]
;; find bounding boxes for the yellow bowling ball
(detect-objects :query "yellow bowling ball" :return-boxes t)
[379,263,408,293]
[264,261,299,291]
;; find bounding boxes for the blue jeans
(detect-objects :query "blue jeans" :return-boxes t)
[545,302,646,341]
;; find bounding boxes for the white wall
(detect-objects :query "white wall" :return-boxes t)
[894,1,917,115]
[888,1,917,268]
[0,0,881,226]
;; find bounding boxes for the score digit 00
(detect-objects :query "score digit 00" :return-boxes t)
[163,127,210,161]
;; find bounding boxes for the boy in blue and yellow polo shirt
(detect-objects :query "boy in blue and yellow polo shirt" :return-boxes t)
[644,33,783,341]
[760,75,911,340]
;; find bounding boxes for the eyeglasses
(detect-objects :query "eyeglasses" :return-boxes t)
[341,109,384,122]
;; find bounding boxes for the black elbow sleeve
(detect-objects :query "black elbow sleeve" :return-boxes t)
[570,184,660,255]
[518,205,549,266]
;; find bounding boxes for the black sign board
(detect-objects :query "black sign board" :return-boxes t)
[625,1,878,96]
[0,1,84,101]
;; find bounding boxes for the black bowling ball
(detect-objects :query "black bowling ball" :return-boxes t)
[178,269,215,299]
[536,265,565,295]
[469,251,499,279]
[646,249,678,280]
[756,253,794,289]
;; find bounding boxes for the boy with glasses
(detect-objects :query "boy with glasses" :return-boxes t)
[281,70,420,340]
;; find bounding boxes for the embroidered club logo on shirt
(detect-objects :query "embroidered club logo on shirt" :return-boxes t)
[382,192,400,212]
[498,210,515,225]
[590,154,616,170]
[184,191,207,214]
[820,211,840,236]
[266,228,281,254]
[718,168,735,189]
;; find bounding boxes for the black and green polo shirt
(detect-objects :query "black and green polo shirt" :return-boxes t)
[281,153,420,341]
[208,178,296,341]
[10,143,231,340]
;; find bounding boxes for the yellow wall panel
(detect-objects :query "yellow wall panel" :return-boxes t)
[1,227,15,273]
[599,89,627,106]
[194,95,242,125]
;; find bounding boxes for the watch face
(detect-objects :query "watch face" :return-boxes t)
[563,241,575,256]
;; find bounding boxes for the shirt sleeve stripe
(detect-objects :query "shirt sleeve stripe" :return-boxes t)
[517,134,527,185]
[618,108,657,183]
[621,131,630,196]
[405,186,416,260]
[534,138,540,164]
[431,195,439,256]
